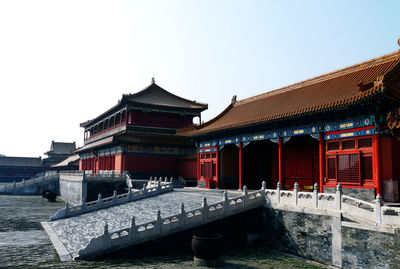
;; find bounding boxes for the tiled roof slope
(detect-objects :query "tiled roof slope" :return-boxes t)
[0,156,43,167]
[124,82,207,110]
[185,51,400,136]
[80,81,207,128]
[47,141,76,155]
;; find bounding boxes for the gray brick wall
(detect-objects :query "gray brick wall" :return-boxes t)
[263,207,400,268]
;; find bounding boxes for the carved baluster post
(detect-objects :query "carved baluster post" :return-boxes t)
[375,194,383,225]
[261,181,267,203]
[223,191,230,215]
[243,185,248,207]
[164,177,168,184]
[294,182,299,206]
[313,183,319,208]
[97,193,103,208]
[103,223,110,248]
[277,181,281,204]
[202,196,208,222]
[155,209,162,233]
[158,177,162,190]
[65,202,70,217]
[335,184,342,210]
[128,186,132,201]
[130,216,136,242]
[149,176,153,188]
[113,190,118,202]
[170,177,173,183]
[81,197,87,211]
[180,203,186,225]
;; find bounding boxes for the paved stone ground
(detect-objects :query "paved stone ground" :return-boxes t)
[0,195,65,267]
[49,189,233,258]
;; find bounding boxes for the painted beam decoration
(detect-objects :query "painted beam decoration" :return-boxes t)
[199,147,217,153]
[325,129,375,141]
[198,115,376,149]
[80,144,195,158]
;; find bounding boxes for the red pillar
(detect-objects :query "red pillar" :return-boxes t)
[216,147,220,189]
[319,133,325,193]
[279,137,284,189]
[197,152,201,185]
[239,142,243,190]
[374,134,383,196]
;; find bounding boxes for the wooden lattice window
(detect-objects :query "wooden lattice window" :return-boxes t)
[361,155,373,180]
[327,158,336,179]
[337,154,360,184]
[342,140,355,150]
[358,138,372,149]
[327,141,339,151]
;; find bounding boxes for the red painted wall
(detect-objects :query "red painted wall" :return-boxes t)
[284,136,319,190]
[124,154,177,173]
[178,158,197,179]
[381,137,393,181]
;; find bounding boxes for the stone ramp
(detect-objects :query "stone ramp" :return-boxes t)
[0,174,59,195]
[44,189,236,260]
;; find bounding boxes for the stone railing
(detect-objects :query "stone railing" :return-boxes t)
[0,174,59,194]
[76,185,264,259]
[266,182,400,227]
[72,181,400,260]
[50,178,173,221]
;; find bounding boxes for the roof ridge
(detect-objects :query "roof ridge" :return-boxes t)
[125,83,207,107]
[237,51,400,106]
[194,103,233,131]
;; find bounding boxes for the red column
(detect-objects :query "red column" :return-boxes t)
[216,147,220,189]
[239,142,243,190]
[374,134,383,196]
[197,152,201,185]
[279,137,285,189]
[319,133,325,193]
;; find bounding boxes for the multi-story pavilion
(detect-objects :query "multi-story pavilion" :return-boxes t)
[183,51,400,201]
[77,79,207,179]
[43,141,77,168]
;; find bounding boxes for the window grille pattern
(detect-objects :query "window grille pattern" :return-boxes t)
[361,156,373,179]
[337,154,360,183]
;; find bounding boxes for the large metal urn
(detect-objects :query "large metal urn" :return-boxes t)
[191,233,223,267]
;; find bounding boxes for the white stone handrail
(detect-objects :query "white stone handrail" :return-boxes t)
[265,182,400,227]
[76,185,264,259]
[50,178,173,221]
[73,181,400,260]
[0,174,59,194]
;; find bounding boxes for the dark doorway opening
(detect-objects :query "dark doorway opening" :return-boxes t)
[220,144,239,189]
[243,140,278,189]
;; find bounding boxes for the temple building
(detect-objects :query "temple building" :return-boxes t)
[77,79,207,180]
[182,51,400,202]
[0,156,44,182]
[42,141,77,168]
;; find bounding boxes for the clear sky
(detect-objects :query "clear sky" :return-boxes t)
[0,0,399,158]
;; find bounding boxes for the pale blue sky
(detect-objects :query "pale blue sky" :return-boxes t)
[0,0,399,157]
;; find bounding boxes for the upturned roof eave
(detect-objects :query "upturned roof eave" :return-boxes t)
[187,92,382,139]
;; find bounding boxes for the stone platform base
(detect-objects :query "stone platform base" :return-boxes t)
[193,257,223,267]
